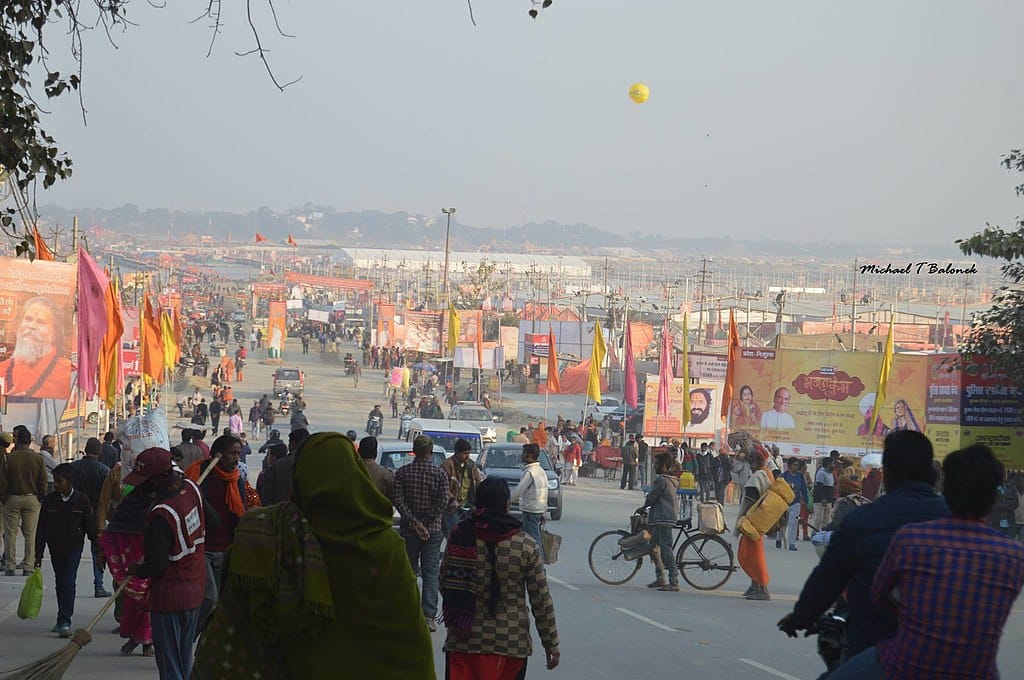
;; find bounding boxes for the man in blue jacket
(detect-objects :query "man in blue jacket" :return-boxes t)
[777,431,948,661]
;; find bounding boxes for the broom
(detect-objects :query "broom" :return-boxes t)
[3,456,223,680]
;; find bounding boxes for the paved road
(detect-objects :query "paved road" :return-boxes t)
[2,338,1023,678]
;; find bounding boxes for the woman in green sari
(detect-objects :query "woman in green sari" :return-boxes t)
[194,431,434,679]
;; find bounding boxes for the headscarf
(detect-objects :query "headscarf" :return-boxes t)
[441,477,521,638]
[194,433,433,680]
[289,433,435,677]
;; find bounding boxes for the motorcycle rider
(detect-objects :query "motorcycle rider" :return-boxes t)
[367,405,384,435]
[777,431,947,670]
[259,430,283,455]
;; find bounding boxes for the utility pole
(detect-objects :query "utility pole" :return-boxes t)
[441,208,456,305]
[851,258,859,351]
[696,257,712,345]
[960,275,971,329]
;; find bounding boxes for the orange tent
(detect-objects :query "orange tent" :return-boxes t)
[539,358,608,395]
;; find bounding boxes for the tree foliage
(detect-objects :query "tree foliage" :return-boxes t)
[955,149,1024,388]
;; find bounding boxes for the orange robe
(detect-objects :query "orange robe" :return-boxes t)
[0,350,73,399]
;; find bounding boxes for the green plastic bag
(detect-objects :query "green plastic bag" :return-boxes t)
[17,568,43,620]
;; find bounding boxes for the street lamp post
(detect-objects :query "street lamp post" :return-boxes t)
[441,208,456,304]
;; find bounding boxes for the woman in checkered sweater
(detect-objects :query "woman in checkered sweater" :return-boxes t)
[440,477,560,678]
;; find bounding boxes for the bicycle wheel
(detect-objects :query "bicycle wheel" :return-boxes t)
[676,533,735,590]
[589,530,641,585]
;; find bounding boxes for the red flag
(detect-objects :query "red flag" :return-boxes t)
[33,226,54,261]
[255,233,268,243]
[546,325,561,393]
[623,320,638,408]
[76,247,110,399]
[721,309,740,419]
[657,319,671,417]
[287,234,297,247]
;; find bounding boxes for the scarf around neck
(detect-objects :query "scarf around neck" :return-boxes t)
[186,458,245,517]
[441,507,521,637]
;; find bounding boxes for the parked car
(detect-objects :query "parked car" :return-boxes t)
[607,401,645,433]
[272,367,304,395]
[586,397,622,419]
[448,402,497,442]
[478,443,563,520]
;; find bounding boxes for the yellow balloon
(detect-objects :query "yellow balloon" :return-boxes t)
[629,82,649,104]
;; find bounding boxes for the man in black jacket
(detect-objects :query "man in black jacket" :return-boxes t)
[71,438,111,597]
[778,431,949,661]
[34,464,95,637]
[209,398,222,433]
[259,428,309,505]
[99,432,120,469]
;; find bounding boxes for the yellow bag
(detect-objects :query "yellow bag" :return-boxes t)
[677,472,696,490]
[739,477,796,539]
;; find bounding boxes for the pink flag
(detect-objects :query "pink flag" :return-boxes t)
[623,320,638,408]
[657,318,672,417]
[76,247,110,399]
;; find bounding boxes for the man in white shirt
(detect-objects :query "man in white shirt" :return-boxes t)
[760,387,796,429]
[512,443,549,561]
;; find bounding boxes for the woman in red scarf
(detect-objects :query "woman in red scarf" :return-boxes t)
[185,435,260,634]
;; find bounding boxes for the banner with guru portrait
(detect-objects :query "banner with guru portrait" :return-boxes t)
[0,256,77,437]
[729,348,927,457]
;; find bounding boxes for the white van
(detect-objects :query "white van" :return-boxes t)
[405,418,484,460]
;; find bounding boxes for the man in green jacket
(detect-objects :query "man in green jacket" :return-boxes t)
[1,427,47,575]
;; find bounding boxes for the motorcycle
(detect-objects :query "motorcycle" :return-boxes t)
[277,399,290,417]
[398,413,413,438]
[779,529,848,678]
[366,415,383,437]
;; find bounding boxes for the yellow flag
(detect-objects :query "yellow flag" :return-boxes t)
[447,302,461,354]
[160,311,178,370]
[869,316,895,435]
[587,320,606,402]
[682,314,691,428]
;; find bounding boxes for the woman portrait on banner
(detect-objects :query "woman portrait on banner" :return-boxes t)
[730,385,763,429]
[889,399,921,432]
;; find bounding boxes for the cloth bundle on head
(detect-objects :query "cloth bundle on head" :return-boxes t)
[193,432,433,680]
[117,410,169,475]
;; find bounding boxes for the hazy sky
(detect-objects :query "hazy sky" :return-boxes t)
[40,1,1024,246]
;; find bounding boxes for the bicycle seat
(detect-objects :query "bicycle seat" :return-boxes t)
[674,519,692,530]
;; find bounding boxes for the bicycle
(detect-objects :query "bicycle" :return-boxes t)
[588,507,736,590]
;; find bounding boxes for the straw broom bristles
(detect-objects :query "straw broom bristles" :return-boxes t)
[3,580,126,680]
[3,457,222,680]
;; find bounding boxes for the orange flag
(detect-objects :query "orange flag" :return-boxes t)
[33,226,54,261]
[546,325,560,393]
[287,234,297,247]
[99,274,124,409]
[172,309,183,362]
[255,233,268,243]
[721,309,740,420]
[141,296,165,383]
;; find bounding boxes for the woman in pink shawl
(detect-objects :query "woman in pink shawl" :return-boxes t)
[99,463,156,656]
